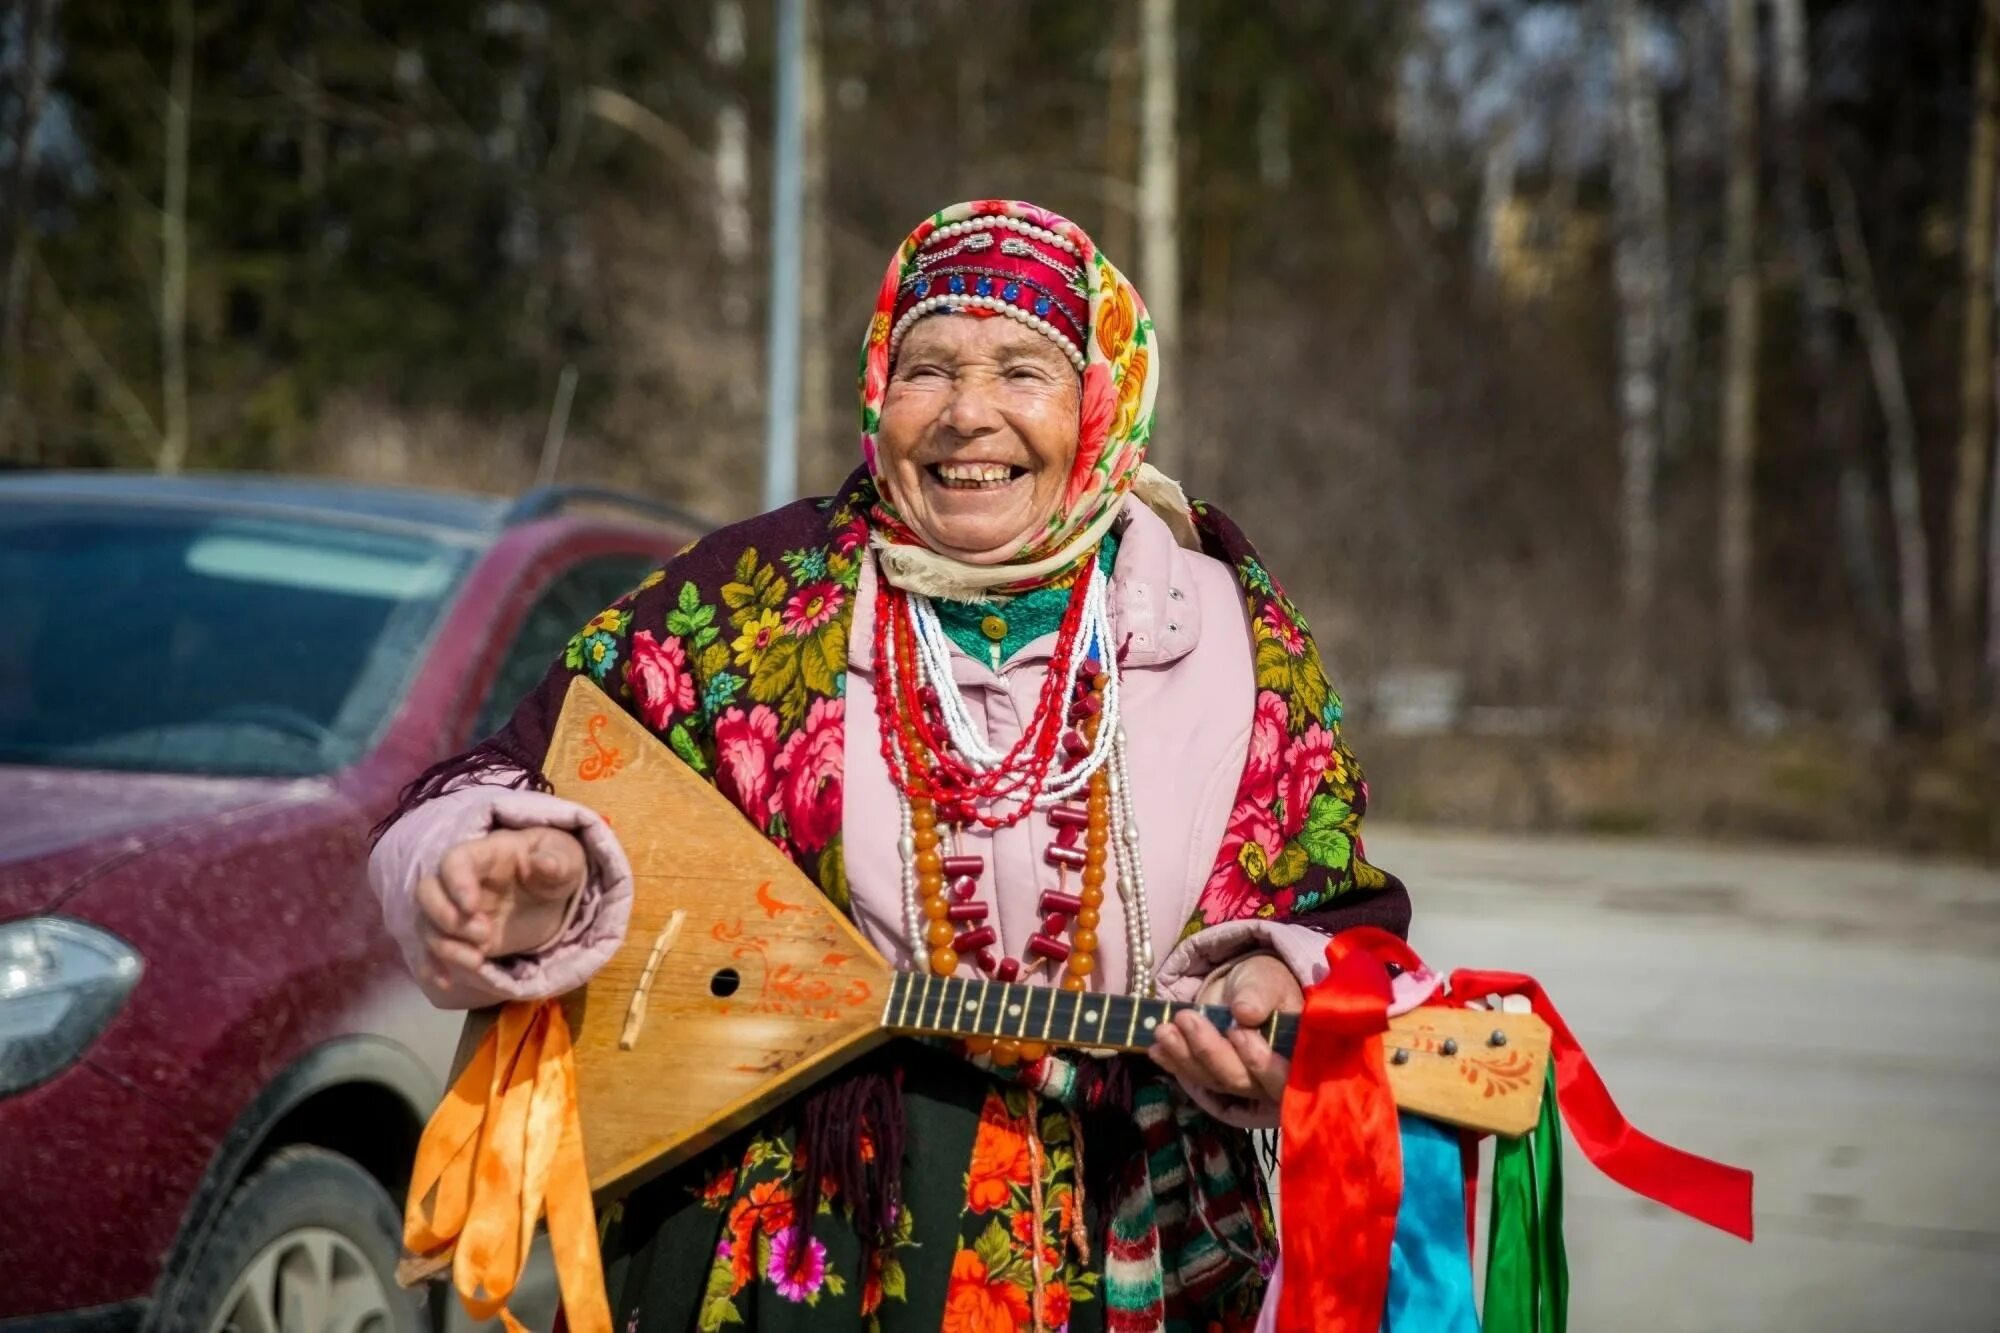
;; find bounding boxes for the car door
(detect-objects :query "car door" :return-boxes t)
[464,550,663,747]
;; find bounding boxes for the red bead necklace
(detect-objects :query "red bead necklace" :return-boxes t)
[906,666,1112,1068]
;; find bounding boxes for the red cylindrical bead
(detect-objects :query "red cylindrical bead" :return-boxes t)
[942,855,985,878]
[1083,657,1102,676]
[947,901,989,922]
[1027,933,1072,962]
[1054,824,1082,849]
[950,875,980,901]
[953,926,997,954]
[1039,890,1083,916]
[1061,729,1089,757]
[1045,844,1087,870]
[1071,694,1102,718]
[996,958,1021,983]
[1047,803,1090,828]
[975,949,997,972]
[1041,913,1068,936]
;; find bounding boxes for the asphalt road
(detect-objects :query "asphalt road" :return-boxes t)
[1371,824,2000,1333]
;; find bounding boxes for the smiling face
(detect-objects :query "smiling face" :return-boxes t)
[875,314,1081,564]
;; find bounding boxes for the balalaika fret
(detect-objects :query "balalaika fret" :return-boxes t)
[402,677,1555,1287]
[878,973,1287,1057]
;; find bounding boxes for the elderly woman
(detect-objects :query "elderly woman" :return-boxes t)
[372,199,1413,1332]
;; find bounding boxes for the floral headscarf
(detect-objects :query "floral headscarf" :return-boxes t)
[857,199,1163,596]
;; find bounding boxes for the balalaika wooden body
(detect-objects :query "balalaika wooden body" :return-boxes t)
[458,677,1552,1201]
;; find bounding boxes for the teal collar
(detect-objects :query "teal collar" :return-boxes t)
[931,532,1121,670]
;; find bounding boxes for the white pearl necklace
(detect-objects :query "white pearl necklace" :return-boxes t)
[903,559,1120,807]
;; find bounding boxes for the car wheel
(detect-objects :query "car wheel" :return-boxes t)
[158,1146,428,1333]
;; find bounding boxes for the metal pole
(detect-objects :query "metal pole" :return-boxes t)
[762,0,804,512]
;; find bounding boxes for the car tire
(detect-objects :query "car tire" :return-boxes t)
[155,1146,430,1333]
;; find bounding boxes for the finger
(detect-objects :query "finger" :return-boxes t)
[1148,1023,1193,1080]
[1229,1027,1291,1103]
[415,875,487,946]
[1225,957,1295,1027]
[1174,1011,1257,1098]
[435,844,494,915]
[521,828,587,899]
[427,932,488,976]
[1182,1081,1278,1131]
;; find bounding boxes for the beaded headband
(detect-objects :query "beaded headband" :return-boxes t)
[887,215,1090,372]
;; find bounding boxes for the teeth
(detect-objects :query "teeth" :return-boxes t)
[937,462,1014,485]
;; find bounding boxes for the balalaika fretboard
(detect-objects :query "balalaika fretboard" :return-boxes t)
[881,970,1301,1056]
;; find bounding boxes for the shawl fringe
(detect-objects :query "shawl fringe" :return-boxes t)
[794,1067,906,1251]
[368,737,552,845]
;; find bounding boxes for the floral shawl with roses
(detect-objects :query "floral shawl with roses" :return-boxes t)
[391,469,1408,1331]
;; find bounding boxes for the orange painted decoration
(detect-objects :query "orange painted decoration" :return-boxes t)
[757,881,802,918]
[403,999,611,1333]
[576,713,625,782]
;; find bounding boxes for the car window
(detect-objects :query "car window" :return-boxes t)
[0,502,473,776]
[469,555,661,743]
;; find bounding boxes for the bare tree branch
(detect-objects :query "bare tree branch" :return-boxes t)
[1829,164,1943,727]
[37,265,164,457]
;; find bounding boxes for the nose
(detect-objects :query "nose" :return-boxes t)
[938,369,1004,437]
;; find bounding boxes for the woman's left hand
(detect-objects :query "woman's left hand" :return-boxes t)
[1147,953,1304,1129]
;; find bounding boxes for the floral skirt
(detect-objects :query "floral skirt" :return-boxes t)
[597,1041,1252,1333]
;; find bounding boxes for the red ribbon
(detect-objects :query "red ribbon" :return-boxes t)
[1276,927,1420,1333]
[1448,969,1755,1242]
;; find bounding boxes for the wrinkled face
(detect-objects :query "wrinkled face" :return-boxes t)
[876,314,1081,564]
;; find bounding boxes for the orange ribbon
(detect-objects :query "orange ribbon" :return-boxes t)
[404,999,612,1333]
[1275,927,1420,1333]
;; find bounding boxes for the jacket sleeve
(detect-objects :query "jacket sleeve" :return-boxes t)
[369,774,634,1009]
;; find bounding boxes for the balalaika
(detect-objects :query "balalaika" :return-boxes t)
[439,677,1548,1203]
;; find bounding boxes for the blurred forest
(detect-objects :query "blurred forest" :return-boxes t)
[1,0,1996,854]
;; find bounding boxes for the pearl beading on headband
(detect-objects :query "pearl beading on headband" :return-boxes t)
[916,231,997,266]
[999,235,1084,289]
[888,294,1088,372]
[924,214,1083,257]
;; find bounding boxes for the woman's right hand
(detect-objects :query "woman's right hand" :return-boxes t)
[412,826,589,993]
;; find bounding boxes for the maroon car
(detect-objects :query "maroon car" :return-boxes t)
[0,472,699,1332]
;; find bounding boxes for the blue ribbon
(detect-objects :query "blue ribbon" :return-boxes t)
[1382,1113,1481,1332]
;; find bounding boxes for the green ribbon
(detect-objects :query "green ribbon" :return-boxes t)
[1482,1062,1568,1333]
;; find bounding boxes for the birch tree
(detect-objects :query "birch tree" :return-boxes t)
[1719,0,1761,720]
[1611,0,1667,671]
[799,0,832,473]
[712,0,752,333]
[1138,0,1181,475]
